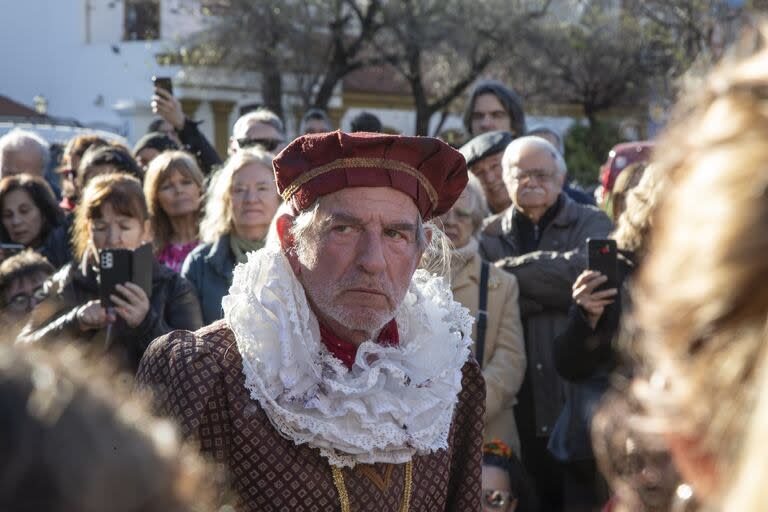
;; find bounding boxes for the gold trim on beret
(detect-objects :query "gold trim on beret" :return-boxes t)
[280,157,439,210]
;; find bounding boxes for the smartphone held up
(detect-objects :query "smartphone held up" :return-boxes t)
[152,75,173,96]
[586,238,618,292]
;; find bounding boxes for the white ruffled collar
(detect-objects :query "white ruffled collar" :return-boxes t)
[222,247,473,467]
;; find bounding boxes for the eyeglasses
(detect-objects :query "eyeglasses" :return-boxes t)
[483,489,517,510]
[441,206,473,222]
[507,169,557,184]
[6,286,47,312]
[237,138,283,152]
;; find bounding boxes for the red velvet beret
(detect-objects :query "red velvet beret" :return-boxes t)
[273,130,468,219]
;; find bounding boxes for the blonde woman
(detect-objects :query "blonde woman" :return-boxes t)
[181,148,280,324]
[594,26,768,512]
[144,151,204,272]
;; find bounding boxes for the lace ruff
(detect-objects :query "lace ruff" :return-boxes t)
[222,247,473,467]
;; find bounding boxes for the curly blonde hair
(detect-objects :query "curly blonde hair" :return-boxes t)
[611,163,667,259]
[596,24,768,512]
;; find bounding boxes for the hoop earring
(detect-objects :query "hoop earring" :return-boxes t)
[671,483,697,512]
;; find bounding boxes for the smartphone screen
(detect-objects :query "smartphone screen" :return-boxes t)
[152,76,173,96]
[586,238,618,292]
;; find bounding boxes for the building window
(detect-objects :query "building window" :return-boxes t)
[124,0,160,41]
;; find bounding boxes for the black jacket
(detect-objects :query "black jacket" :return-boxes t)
[21,260,203,372]
[177,118,222,175]
[553,250,635,381]
[547,250,635,462]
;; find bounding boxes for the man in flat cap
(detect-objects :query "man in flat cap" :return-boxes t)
[137,131,484,511]
[460,130,515,215]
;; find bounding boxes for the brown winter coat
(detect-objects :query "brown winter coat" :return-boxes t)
[450,241,525,455]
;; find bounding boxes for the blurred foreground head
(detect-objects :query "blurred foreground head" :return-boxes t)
[594,23,768,512]
[0,343,221,512]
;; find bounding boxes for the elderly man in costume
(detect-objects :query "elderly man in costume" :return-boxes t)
[137,131,485,511]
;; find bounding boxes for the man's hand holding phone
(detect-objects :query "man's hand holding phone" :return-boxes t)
[151,86,185,131]
[572,270,617,329]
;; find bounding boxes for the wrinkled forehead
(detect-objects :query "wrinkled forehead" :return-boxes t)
[2,143,43,163]
[505,141,560,172]
[314,186,420,223]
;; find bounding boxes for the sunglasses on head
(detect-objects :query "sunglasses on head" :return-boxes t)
[483,489,517,510]
[237,137,282,152]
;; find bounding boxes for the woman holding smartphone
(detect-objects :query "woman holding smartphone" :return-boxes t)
[547,165,667,510]
[20,173,202,372]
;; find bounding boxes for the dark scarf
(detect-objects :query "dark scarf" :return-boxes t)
[514,195,562,254]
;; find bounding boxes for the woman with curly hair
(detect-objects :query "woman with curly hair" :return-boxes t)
[593,24,768,512]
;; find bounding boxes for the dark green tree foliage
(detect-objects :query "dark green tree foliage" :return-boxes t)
[563,121,621,186]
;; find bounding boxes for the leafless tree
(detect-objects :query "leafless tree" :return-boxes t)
[507,4,670,128]
[174,0,390,117]
[376,0,551,135]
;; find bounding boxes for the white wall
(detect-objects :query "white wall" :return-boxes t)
[0,0,198,143]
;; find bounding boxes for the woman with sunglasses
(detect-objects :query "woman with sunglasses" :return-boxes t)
[439,174,526,454]
[182,148,281,325]
[0,174,70,268]
[482,440,538,512]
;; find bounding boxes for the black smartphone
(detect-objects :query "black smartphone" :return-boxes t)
[586,238,618,292]
[99,243,154,308]
[152,76,173,96]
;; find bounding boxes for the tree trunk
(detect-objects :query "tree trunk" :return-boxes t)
[414,106,432,136]
[259,45,284,119]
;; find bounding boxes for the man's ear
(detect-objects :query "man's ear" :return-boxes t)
[276,214,301,275]
[556,170,567,190]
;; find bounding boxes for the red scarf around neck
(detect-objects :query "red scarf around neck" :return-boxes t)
[319,319,400,369]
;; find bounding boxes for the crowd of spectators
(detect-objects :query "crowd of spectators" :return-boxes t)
[5,26,768,510]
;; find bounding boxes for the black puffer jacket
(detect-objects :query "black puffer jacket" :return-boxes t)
[21,260,203,372]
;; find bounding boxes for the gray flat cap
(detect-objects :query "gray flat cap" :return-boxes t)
[459,130,514,168]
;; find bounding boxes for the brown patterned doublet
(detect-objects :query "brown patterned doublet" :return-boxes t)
[137,322,486,511]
